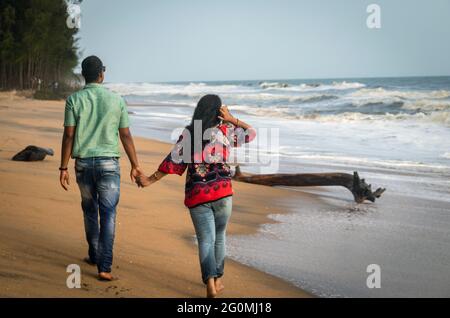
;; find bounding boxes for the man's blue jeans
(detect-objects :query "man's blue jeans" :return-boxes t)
[75,157,120,273]
[189,196,233,284]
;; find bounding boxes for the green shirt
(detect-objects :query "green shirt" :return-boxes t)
[64,83,129,158]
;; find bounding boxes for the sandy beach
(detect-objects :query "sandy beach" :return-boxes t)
[0,92,315,298]
[1,0,449,300]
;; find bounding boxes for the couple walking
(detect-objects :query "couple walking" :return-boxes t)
[59,56,256,298]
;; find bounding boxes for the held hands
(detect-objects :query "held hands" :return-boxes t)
[131,166,154,188]
[136,171,165,188]
[129,166,159,188]
[136,174,157,188]
[130,166,145,184]
[135,169,164,188]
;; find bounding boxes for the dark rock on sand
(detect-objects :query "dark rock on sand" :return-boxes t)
[12,146,54,162]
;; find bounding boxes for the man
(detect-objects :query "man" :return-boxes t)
[59,56,143,281]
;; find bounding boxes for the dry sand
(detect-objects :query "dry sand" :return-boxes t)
[0,91,315,297]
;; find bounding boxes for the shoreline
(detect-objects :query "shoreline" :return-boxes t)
[0,92,314,298]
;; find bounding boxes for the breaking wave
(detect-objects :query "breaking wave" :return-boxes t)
[349,88,450,100]
[108,79,450,127]
[241,106,450,126]
[260,81,366,91]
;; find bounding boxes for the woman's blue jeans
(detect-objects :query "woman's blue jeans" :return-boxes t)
[189,196,233,284]
[75,157,120,273]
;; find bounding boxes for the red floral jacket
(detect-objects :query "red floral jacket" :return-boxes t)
[158,123,256,208]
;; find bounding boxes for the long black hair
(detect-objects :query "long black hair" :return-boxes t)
[185,94,222,153]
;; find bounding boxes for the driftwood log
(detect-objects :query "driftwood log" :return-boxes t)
[232,165,385,203]
[12,145,54,162]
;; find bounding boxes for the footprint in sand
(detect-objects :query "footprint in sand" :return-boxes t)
[103,285,132,297]
[105,285,118,292]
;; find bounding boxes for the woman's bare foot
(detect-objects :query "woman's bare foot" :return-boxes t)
[215,278,225,293]
[98,272,115,281]
[206,278,217,298]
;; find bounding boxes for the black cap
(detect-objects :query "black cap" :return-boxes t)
[81,56,104,83]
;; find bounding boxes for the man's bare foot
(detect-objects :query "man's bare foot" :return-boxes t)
[206,278,217,298]
[98,272,115,281]
[215,278,225,293]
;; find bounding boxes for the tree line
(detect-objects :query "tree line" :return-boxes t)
[0,0,79,91]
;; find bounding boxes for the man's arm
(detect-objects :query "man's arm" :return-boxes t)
[119,127,144,183]
[60,126,75,191]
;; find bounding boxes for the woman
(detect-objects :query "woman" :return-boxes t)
[138,94,256,298]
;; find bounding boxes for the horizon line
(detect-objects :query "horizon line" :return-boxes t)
[100,74,450,85]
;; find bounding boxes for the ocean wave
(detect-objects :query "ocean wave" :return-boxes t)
[349,88,450,100]
[346,99,450,114]
[108,81,364,105]
[259,82,290,89]
[402,100,450,112]
[109,81,450,127]
[240,105,450,126]
[105,82,251,97]
[287,81,366,92]
[345,88,450,112]
[292,94,339,103]
[258,81,366,92]
[298,111,450,125]
[278,152,450,173]
[327,81,367,90]
[349,99,405,109]
[229,92,338,104]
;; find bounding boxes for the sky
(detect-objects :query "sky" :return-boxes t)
[76,0,450,82]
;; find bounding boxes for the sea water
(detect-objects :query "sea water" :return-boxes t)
[106,77,450,297]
